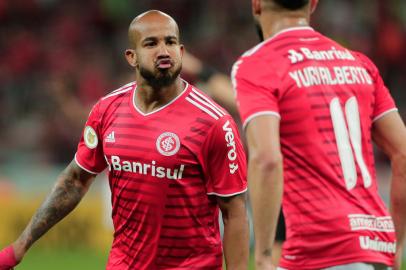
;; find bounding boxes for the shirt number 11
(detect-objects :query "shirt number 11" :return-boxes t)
[330,97,372,190]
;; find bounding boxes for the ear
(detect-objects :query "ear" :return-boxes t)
[179,44,185,58]
[125,49,137,67]
[252,0,261,16]
[310,0,318,14]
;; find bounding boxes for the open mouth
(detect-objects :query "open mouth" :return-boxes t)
[156,59,173,69]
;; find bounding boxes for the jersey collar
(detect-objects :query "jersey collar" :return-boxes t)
[132,79,190,117]
[268,26,315,42]
[243,26,315,57]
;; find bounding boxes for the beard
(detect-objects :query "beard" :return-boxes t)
[254,20,264,42]
[139,64,182,89]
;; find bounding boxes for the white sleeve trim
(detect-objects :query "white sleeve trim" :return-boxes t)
[207,187,248,197]
[372,108,398,122]
[243,111,281,129]
[74,153,102,175]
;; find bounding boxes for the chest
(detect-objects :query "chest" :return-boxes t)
[100,113,208,178]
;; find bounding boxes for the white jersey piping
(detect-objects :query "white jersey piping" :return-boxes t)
[372,108,398,122]
[243,111,281,129]
[207,187,247,197]
[74,153,103,174]
[132,80,189,116]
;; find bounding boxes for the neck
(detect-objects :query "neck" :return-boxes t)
[134,77,184,114]
[261,13,310,40]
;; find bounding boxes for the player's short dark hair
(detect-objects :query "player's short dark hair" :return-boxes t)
[273,0,309,10]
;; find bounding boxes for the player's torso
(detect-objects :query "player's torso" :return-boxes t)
[258,29,395,268]
[100,83,222,269]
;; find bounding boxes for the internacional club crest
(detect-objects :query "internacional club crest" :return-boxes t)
[156,132,180,156]
[84,126,98,149]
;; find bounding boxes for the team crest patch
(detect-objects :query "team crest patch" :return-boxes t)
[84,126,98,149]
[156,132,180,156]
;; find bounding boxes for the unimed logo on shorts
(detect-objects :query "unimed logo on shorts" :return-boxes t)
[222,120,238,174]
[359,236,396,254]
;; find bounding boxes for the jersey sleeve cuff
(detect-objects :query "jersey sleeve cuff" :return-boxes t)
[207,187,248,197]
[372,108,398,122]
[243,111,281,129]
[74,153,103,175]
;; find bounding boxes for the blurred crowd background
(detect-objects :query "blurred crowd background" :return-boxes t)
[0,0,406,167]
[1,0,405,168]
[0,0,405,264]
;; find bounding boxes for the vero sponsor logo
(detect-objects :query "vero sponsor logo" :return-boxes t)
[222,120,238,174]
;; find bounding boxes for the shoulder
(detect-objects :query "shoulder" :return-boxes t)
[351,51,378,70]
[85,81,135,123]
[93,81,136,114]
[100,81,135,104]
[232,40,285,86]
[237,39,278,67]
[184,84,232,125]
[346,50,382,83]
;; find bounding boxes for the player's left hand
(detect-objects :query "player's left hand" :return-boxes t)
[0,245,19,270]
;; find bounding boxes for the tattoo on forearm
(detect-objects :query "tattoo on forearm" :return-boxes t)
[21,171,86,248]
[262,248,272,257]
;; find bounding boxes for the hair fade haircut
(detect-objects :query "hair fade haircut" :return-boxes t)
[274,0,309,10]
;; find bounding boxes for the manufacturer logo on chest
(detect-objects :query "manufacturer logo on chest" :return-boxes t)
[156,132,181,156]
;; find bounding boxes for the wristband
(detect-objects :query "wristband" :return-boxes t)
[0,246,18,269]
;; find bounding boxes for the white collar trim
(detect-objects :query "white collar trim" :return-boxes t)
[132,79,189,116]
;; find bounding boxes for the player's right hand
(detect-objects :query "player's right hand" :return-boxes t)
[0,245,19,270]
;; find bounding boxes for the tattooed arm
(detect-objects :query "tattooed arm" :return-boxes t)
[11,160,96,263]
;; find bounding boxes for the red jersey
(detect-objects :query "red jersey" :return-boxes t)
[233,27,397,269]
[75,81,247,270]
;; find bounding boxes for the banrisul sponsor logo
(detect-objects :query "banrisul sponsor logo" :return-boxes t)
[107,155,185,180]
[288,46,355,64]
[222,120,238,174]
[359,236,396,254]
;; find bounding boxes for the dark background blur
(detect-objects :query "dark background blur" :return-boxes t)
[0,0,405,168]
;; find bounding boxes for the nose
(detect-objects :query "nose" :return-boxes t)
[157,43,170,57]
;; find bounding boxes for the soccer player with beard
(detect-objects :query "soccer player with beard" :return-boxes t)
[232,0,406,269]
[0,10,249,270]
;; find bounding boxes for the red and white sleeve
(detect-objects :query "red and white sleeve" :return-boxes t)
[200,116,247,197]
[75,101,107,174]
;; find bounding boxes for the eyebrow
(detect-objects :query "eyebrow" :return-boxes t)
[142,35,178,43]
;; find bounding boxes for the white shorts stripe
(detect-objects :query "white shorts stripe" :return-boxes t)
[186,97,219,120]
[189,92,224,118]
[191,88,226,115]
